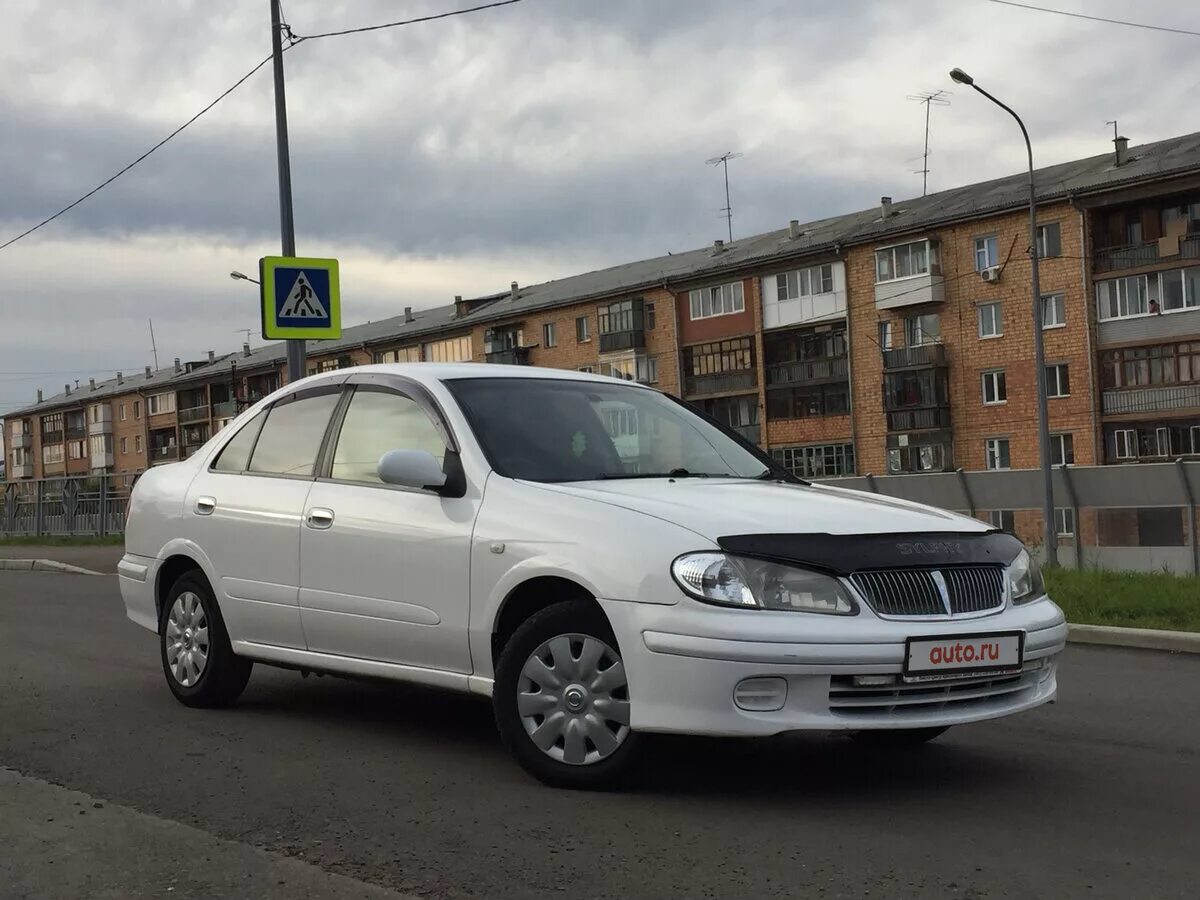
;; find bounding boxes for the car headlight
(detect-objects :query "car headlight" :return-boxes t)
[1005,548,1045,605]
[671,552,856,614]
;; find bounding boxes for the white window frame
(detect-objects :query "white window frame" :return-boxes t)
[1055,507,1075,537]
[874,239,935,284]
[1051,432,1074,466]
[689,282,745,320]
[1042,292,1066,329]
[878,321,892,350]
[147,392,175,415]
[981,370,1007,405]
[134,435,143,454]
[577,365,594,374]
[1036,222,1062,259]
[119,403,127,421]
[1113,428,1137,460]
[1046,363,1070,398]
[576,316,590,343]
[542,322,557,348]
[120,437,128,454]
[985,437,1011,470]
[974,235,999,271]
[1097,274,1156,321]
[977,301,1002,338]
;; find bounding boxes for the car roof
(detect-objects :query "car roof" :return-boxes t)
[306,362,651,390]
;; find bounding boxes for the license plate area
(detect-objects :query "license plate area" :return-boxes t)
[904,631,1024,680]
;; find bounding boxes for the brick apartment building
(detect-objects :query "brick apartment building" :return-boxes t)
[7,131,1200,524]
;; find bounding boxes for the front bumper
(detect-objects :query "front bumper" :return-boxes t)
[599,595,1066,737]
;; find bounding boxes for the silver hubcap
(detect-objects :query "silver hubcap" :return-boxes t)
[518,633,630,766]
[165,592,209,687]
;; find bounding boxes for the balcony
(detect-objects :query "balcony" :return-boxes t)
[212,399,238,418]
[88,420,112,436]
[882,343,947,370]
[65,422,87,440]
[485,346,532,366]
[886,405,952,432]
[9,462,33,479]
[90,450,114,470]
[1102,384,1200,416]
[10,433,31,449]
[149,445,180,464]
[766,356,848,386]
[874,272,945,310]
[178,405,210,424]
[1094,236,1200,274]
[41,429,64,445]
[684,370,757,397]
[599,328,645,354]
[731,423,761,445]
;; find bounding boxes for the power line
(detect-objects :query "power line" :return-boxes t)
[290,0,527,40]
[984,0,1200,37]
[0,53,278,253]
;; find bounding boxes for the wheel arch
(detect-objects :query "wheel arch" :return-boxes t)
[490,575,609,671]
[152,542,218,624]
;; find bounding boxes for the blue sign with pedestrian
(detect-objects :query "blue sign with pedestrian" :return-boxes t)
[259,256,342,340]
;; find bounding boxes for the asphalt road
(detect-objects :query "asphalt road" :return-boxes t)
[2,572,1198,900]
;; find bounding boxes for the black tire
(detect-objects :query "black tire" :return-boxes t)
[849,726,950,746]
[159,571,252,708]
[494,599,641,790]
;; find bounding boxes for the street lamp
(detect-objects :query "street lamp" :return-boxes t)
[229,270,260,285]
[950,67,1057,567]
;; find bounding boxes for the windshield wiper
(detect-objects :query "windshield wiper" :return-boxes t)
[598,468,725,480]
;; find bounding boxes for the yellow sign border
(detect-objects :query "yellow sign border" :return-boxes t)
[260,256,342,340]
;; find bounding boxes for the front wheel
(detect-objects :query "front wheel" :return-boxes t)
[160,571,252,708]
[849,726,950,746]
[493,600,641,790]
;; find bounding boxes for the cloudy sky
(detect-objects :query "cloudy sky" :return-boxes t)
[2,0,1197,417]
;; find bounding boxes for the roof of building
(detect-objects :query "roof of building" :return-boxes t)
[9,130,1200,419]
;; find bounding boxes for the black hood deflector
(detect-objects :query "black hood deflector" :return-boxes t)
[717,531,1023,576]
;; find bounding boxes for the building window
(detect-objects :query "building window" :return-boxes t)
[120,437,128,454]
[887,442,948,474]
[1113,428,1136,460]
[684,337,754,378]
[374,346,421,363]
[974,235,999,271]
[1051,433,1075,466]
[1046,363,1070,397]
[646,303,656,330]
[147,393,175,415]
[977,302,1002,338]
[42,443,64,465]
[423,335,472,363]
[985,437,1011,470]
[878,321,892,350]
[776,264,834,300]
[875,240,937,283]
[1161,266,1200,311]
[688,282,745,319]
[1097,274,1154,320]
[577,365,594,374]
[543,323,557,348]
[598,299,644,335]
[767,383,850,420]
[638,355,658,384]
[905,313,940,346]
[1100,342,1200,389]
[982,370,1007,405]
[68,440,85,460]
[119,403,127,421]
[1042,293,1066,328]
[576,316,590,342]
[133,401,141,419]
[1055,507,1076,537]
[1036,222,1062,259]
[988,510,1016,533]
[770,443,855,479]
[135,435,143,454]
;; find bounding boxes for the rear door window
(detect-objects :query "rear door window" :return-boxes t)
[248,391,341,477]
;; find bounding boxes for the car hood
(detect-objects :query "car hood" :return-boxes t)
[528,478,990,542]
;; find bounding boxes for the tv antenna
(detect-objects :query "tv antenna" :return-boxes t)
[706,151,742,242]
[1105,119,1119,142]
[907,90,951,196]
[148,318,160,371]
[234,328,253,344]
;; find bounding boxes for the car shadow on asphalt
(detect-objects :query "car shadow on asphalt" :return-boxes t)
[231,669,1030,801]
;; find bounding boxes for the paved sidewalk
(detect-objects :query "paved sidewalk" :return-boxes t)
[0,545,124,574]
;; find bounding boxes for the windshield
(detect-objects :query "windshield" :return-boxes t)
[445,377,783,483]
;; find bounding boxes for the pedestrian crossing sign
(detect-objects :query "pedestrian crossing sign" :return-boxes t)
[260,256,342,340]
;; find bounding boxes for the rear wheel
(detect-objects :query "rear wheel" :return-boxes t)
[494,600,640,790]
[849,726,949,746]
[160,571,251,708]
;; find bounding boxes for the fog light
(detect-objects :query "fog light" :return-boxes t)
[852,674,898,687]
[734,677,787,711]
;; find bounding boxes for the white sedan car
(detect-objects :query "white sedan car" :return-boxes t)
[119,364,1066,789]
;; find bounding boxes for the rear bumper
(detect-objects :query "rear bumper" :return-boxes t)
[600,596,1066,737]
[118,552,160,633]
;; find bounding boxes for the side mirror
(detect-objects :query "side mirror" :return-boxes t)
[377,449,448,491]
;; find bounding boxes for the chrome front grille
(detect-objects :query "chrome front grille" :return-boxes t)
[849,565,1004,617]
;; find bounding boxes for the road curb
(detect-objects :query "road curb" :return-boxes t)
[1068,623,1200,654]
[0,559,104,576]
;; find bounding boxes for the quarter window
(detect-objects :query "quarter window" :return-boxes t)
[247,392,340,476]
[978,302,1002,338]
[331,390,446,484]
[212,411,267,473]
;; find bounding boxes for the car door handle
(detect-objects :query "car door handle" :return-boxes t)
[306,508,335,530]
[194,496,216,516]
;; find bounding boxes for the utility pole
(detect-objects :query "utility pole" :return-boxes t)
[270,0,304,384]
[706,152,742,243]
